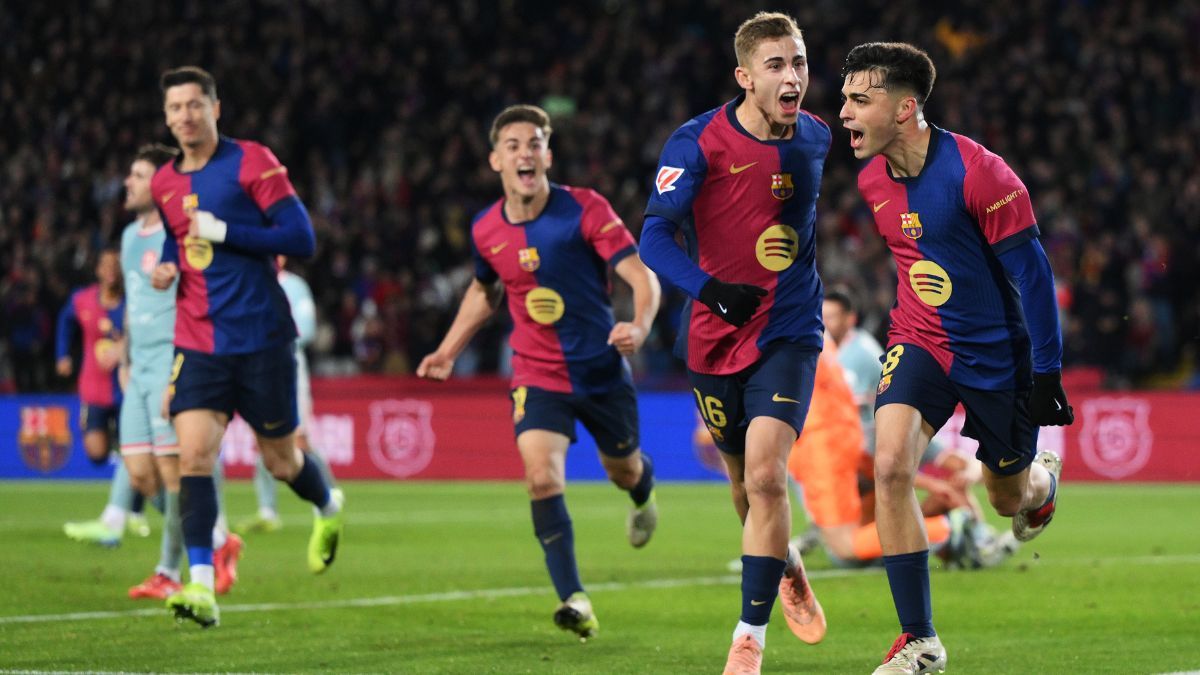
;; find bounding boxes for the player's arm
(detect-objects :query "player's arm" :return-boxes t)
[966,152,1072,425]
[116,307,131,392]
[415,278,504,381]
[997,238,1072,425]
[417,232,504,381]
[641,128,765,327]
[189,141,315,258]
[576,190,662,355]
[641,215,768,329]
[609,253,661,356]
[152,206,179,290]
[638,215,710,297]
[190,198,316,258]
[54,293,78,376]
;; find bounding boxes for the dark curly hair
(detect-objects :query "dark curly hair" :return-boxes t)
[842,42,936,106]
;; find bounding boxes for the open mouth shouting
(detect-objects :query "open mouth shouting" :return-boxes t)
[846,126,865,151]
[516,166,537,188]
[779,91,801,116]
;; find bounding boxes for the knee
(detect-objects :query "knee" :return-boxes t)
[525,467,564,501]
[873,450,916,495]
[84,435,109,461]
[127,468,158,497]
[603,459,640,490]
[743,464,788,503]
[261,452,296,481]
[988,490,1024,517]
[178,450,212,476]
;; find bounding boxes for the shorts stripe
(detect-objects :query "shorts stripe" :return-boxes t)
[120,443,153,456]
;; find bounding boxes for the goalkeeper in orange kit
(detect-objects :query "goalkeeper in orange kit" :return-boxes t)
[786,336,994,568]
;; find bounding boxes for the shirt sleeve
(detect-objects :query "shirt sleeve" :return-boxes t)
[55,291,79,360]
[151,171,179,266]
[643,121,709,225]
[237,141,299,213]
[222,197,316,258]
[578,189,636,265]
[963,152,1037,252]
[998,237,1063,373]
[639,214,710,298]
[470,231,498,285]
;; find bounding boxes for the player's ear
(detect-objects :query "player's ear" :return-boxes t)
[544,148,553,170]
[488,149,501,173]
[895,95,917,125]
[212,98,221,122]
[734,65,754,92]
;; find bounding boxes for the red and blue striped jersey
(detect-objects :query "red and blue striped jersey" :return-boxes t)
[471,184,637,395]
[55,285,124,406]
[860,126,1037,389]
[644,95,830,374]
[151,136,298,355]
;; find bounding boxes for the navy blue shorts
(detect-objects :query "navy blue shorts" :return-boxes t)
[80,404,118,434]
[169,344,298,438]
[687,342,819,456]
[874,343,1037,475]
[511,380,639,458]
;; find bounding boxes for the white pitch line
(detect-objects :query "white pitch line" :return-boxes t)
[0,568,870,626]
[2,553,1198,626]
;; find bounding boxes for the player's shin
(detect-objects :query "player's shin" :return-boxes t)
[735,555,787,647]
[882,550,935,638]
[287,452,337,514]
[628,453,654,506]
[531,494,583,600]
[179,475,218,590]
[158,490,184,579]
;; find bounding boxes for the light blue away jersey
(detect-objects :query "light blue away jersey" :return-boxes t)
[121,219,177,368]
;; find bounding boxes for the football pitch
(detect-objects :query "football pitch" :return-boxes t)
[1,481,1196,674]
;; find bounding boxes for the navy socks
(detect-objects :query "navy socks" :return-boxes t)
[740,555,786,625]
[179,475,217,567]
[531,495,583,601]
[883,550,935,638]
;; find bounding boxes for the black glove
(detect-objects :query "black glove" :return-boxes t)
[1029,370,1074,426]
[698,278,768,327]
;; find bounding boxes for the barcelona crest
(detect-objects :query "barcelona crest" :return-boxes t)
[18,406,72,473]
[900,212,923,239]
[771,173,794,200]
[518,247,540,272]
[876,373,893,395]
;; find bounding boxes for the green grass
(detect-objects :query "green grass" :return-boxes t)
[1,481,1197,673]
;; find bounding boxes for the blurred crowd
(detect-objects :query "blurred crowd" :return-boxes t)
[2,0,1197,392]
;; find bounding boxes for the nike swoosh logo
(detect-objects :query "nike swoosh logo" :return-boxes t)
[716,302,728,314]
[1054,399,1063,411]
[999,456,1021,468]
[490,242,509,254]
[541,533,563,545]
[263,420,285,430]
[750,599,767,606]
[729,162,758,174]
[599,219,623,233]
[873,199,890,212]
[162,191,176,204]
[772,393,802,404]
[259,166,287,180]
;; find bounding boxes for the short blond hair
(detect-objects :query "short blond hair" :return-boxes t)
[734,12,803,67]
[489,104,552,146]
